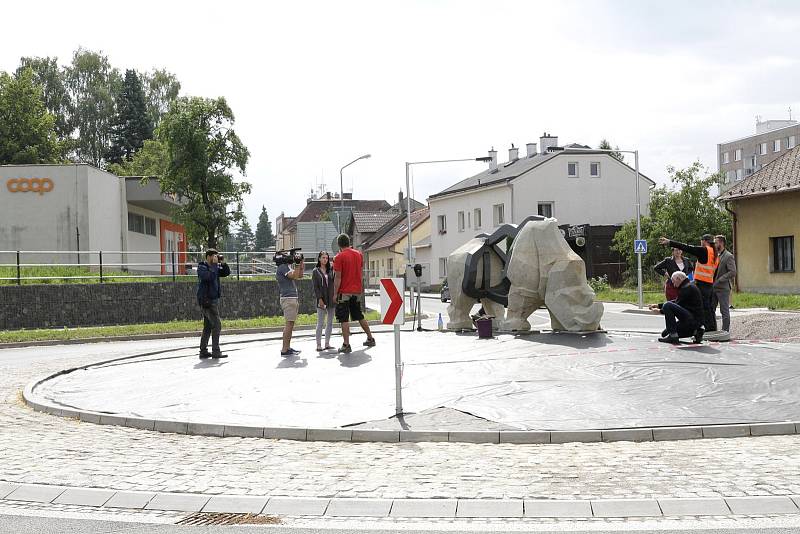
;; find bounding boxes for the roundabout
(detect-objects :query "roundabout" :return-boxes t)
[24,327,800,441]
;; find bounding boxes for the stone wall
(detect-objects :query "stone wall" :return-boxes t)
[2,279,315,329]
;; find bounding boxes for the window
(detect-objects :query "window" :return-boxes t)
[493,203,505,226]
[735,169,743,181]
[722,152,730,164]
[537,202,554,218]
[439,257,448,278]
[759,142,768,155]
[590,162,600,177]
[789,136,797,149]
[128,213,144,234]
[473,208,482,229]
[387,258,394,275]
[437,214,447,234]
[457,211,465,232]
[774,139,781,152]
[749,155,756,168]
[725,170,733,183]
[734,149,742,161]
[773,236,795,273]
[128,213,157,236]
[567,162,579,177]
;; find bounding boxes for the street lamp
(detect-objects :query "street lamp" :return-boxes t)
[337,154,371,233]
[561,147,646,309]
[404,156,493,322]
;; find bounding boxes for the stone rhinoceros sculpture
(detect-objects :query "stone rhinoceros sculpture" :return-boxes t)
[445,217,603,333]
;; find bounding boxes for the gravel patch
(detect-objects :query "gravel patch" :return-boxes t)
[732,312,800,340]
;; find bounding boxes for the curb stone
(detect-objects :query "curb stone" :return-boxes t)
[3,482,800,518]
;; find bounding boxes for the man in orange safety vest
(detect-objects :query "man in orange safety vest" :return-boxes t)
[658,234,718,332]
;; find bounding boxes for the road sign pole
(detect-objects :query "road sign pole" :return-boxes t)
[634,150,643,310]
[380,277,405,416]
[394,323,402,415]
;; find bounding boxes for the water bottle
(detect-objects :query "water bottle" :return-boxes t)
[437,313,444,331]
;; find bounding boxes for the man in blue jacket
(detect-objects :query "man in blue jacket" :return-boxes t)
[197,249,231,359]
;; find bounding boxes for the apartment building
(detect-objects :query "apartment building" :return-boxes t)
[718,118,800,191]
[427,133,654,282]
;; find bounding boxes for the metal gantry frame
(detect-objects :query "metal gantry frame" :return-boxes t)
[561,147,645,309]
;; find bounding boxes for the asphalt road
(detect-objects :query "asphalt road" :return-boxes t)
[6,514,800,533]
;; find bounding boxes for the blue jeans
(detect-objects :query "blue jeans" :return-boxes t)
[662,301,698,337]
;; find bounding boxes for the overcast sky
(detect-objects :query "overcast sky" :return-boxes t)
[2,0,799,226]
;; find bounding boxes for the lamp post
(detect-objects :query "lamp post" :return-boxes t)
[337,154,371,233]
[561,147,646,309]
[404,156,493,319]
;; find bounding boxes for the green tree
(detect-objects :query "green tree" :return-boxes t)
[254,205,275,250]
[106,138,167,177]
[16,56,72,141]
[106,69,153,164]
[231,219,256,252]
[0,68,60,164]
[66,48,120,167]
[141,69,181,128]
[599,138,625,162]
[155,96,251,248]
[612,162,732,284]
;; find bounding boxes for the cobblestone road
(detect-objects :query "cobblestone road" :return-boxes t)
[4,339,800,501]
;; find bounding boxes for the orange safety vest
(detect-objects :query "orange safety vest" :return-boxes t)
[693,245,718,284]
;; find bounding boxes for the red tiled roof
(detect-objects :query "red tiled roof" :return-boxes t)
[294,199,391,224]
[366,208,430,251]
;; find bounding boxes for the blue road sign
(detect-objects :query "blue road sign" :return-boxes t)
[634,240,648,254]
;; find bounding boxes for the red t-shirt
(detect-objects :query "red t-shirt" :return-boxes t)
[333,247,363,294]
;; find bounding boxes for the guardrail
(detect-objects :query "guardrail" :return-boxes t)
[0,250,323,285]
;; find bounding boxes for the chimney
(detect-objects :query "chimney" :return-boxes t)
[526,142,537,158]
[540,132,559,153]
[488,147,498,173]
[508,144,519,163]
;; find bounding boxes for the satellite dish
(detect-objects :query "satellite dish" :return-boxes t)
[575,236,586,247]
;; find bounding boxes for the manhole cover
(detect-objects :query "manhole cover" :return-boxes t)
[177,512,282,526]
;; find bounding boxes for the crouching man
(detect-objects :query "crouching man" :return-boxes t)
[649,271,705,344]
[197,249,231,359]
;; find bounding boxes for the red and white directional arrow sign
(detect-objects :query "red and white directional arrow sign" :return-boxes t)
[380,277,405,325]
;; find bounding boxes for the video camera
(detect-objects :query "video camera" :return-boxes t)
[273,248,304,266]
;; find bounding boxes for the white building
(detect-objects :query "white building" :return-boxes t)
[427,134,654,282]
[0,164,186,274]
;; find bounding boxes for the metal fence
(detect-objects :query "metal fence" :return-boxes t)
[0,249,323,284]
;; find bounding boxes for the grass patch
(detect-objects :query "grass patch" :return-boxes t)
[0,310,381,344]
[596,287,800,310]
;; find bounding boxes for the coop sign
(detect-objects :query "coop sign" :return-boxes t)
[6,177,54,195]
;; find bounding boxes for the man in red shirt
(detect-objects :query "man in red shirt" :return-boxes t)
[333,233,375,353]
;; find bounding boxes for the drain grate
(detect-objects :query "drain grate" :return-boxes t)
[177,512,282,526]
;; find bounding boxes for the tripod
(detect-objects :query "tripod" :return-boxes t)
[411,273,433,332]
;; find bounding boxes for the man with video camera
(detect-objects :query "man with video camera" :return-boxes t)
[197,249,231,359]
[276,248,305,357]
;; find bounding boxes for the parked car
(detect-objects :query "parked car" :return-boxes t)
[440,280,450,302]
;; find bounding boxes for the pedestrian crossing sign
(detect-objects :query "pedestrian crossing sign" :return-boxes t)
[634,240,647,254]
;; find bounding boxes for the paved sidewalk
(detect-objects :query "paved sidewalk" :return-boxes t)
[4,338,800,508]
[4,481,800,519]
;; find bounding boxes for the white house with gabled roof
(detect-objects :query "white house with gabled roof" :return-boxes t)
[427,133,655,283]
